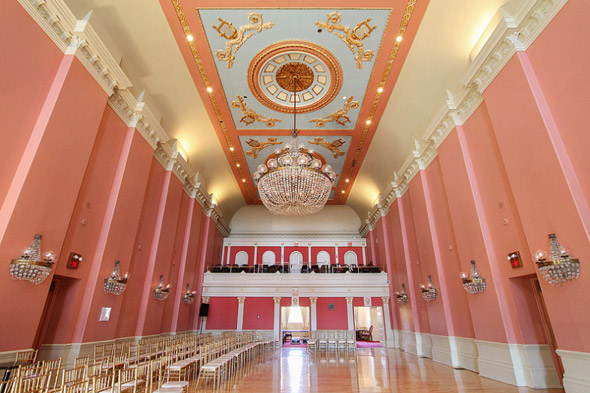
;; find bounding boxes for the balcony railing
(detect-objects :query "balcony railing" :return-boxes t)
[209,263,382,274]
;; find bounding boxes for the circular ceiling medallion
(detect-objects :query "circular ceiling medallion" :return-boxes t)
[248,41,343,114]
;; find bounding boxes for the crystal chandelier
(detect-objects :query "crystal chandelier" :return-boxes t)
[534,233,580,285]
[153,274,170,301]
[103,260,129,295]
[461,260,486,294]
[9,234,56,285]
[395,283,409,304]
[183,283,196,304]
[420,275,437,302]
[252,75,336,216]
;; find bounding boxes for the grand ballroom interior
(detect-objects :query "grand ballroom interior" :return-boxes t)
[1,0,589,392]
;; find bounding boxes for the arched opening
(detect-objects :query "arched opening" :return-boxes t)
[316,251,330,266]
[344,251,358,266]
[262,250,276,266]
[235,251,248,266]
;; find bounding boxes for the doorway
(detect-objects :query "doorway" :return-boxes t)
[281,306,310,346]
[353,306,384,346]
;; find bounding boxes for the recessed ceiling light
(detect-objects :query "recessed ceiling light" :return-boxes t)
[396,36,402,42]
[187,34,194,42]
[366,120,372,125]
[345,178,350,183]
[377,87,384,93]
[242,178,246,183]
[206,87,213,93]
[341,190,345,194]
[236,163,240,167]
[229,147,235,152]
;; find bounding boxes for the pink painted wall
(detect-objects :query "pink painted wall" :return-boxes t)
[206,297,238,330]
[484,54,590,351]
[242,297,274,330]
[316,297,347,329]
[0,1,64,208]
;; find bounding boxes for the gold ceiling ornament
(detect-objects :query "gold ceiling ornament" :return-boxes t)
[214,12,274,69]
[308,137,346,159]
[231,96,281,127]
[316,12,376,69]
[309,96,359,127]
[245,137,283,159]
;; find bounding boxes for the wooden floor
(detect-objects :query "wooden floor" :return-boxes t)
[193,347,565,392]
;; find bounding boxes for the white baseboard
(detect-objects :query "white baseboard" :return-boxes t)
[415,332,432,358]
[557,349,590,393]
[401,330,417,355]
[476,340,561,388]
[449,336,479,372]
[430,334,452,366]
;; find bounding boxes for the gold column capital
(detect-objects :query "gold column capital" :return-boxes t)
[202,296,210,304]
[381,296,390,305]
[238,296,246,304]
[273,296,282,304]
[345,296,354,304]
[309,296,318,304]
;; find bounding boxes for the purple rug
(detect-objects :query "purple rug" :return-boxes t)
[282,342,307,348]
[356,341,383,348]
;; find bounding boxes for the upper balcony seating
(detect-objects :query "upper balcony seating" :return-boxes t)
[209,263,382,273]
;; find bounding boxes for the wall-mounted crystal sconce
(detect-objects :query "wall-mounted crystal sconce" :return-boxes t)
[153,274,171,301]
[9,234,56,284]
[395,283,409,304]
[103,260,129,295]
[183,283,196,304]
[534,233,580,285]
[461,260,486,294]
[420,275,437,302]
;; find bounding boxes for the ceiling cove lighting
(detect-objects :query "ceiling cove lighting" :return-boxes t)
[534,233,580,285]
[253,75,335,216]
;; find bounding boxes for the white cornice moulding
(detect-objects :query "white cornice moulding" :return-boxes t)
[226,233,363,241]
[362,0,566,235]
[18,0,131,95]
[222,237,366,247]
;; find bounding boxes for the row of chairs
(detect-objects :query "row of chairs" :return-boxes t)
[307,330,357,351]
[1,331,278,393]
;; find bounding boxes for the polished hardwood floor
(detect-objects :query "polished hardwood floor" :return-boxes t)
[194,347,565,392]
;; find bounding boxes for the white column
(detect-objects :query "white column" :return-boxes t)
[346,297,354,330]
[273,296,281,341]
[362,243,367,265]
[307,243,312,265]
[253,243,258,267]
[381,296,395,348]
[201,297,210,332]
[335,243,339,264]
[237,296,246,331]
[310,297,317,330]
[226,243,231,265]
[220,245,226,266]
[280,243,285,265]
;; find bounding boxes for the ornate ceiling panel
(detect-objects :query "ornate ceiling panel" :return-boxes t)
[160,0,427,205]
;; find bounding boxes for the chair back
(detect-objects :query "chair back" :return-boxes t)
[16,350,37,365]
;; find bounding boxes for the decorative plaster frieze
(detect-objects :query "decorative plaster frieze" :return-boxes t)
[361,0,564,235]
[226,232,362,240]
[17,0,131,95]
[462,0,568,93]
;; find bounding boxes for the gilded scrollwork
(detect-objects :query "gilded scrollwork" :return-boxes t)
[309,96,359,127]
[213,12,274,69]
[308,137,346,159]
[316,12,377,69]
[231,96,281,127]
[245,137,283,159]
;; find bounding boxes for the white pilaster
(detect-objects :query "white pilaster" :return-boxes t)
[308,243,312,264]
[253,243,258,266]
[381,297,395,348]
[226,243,231,265]
[362,243,367,265]
[237,296,245,331]
[280,243,284,265]
[273,296,281,341]
[201,297,209,332]
[220,245,225,267]
[345,297,354,330]
[335,243,339,264]
[310,297,317,331]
